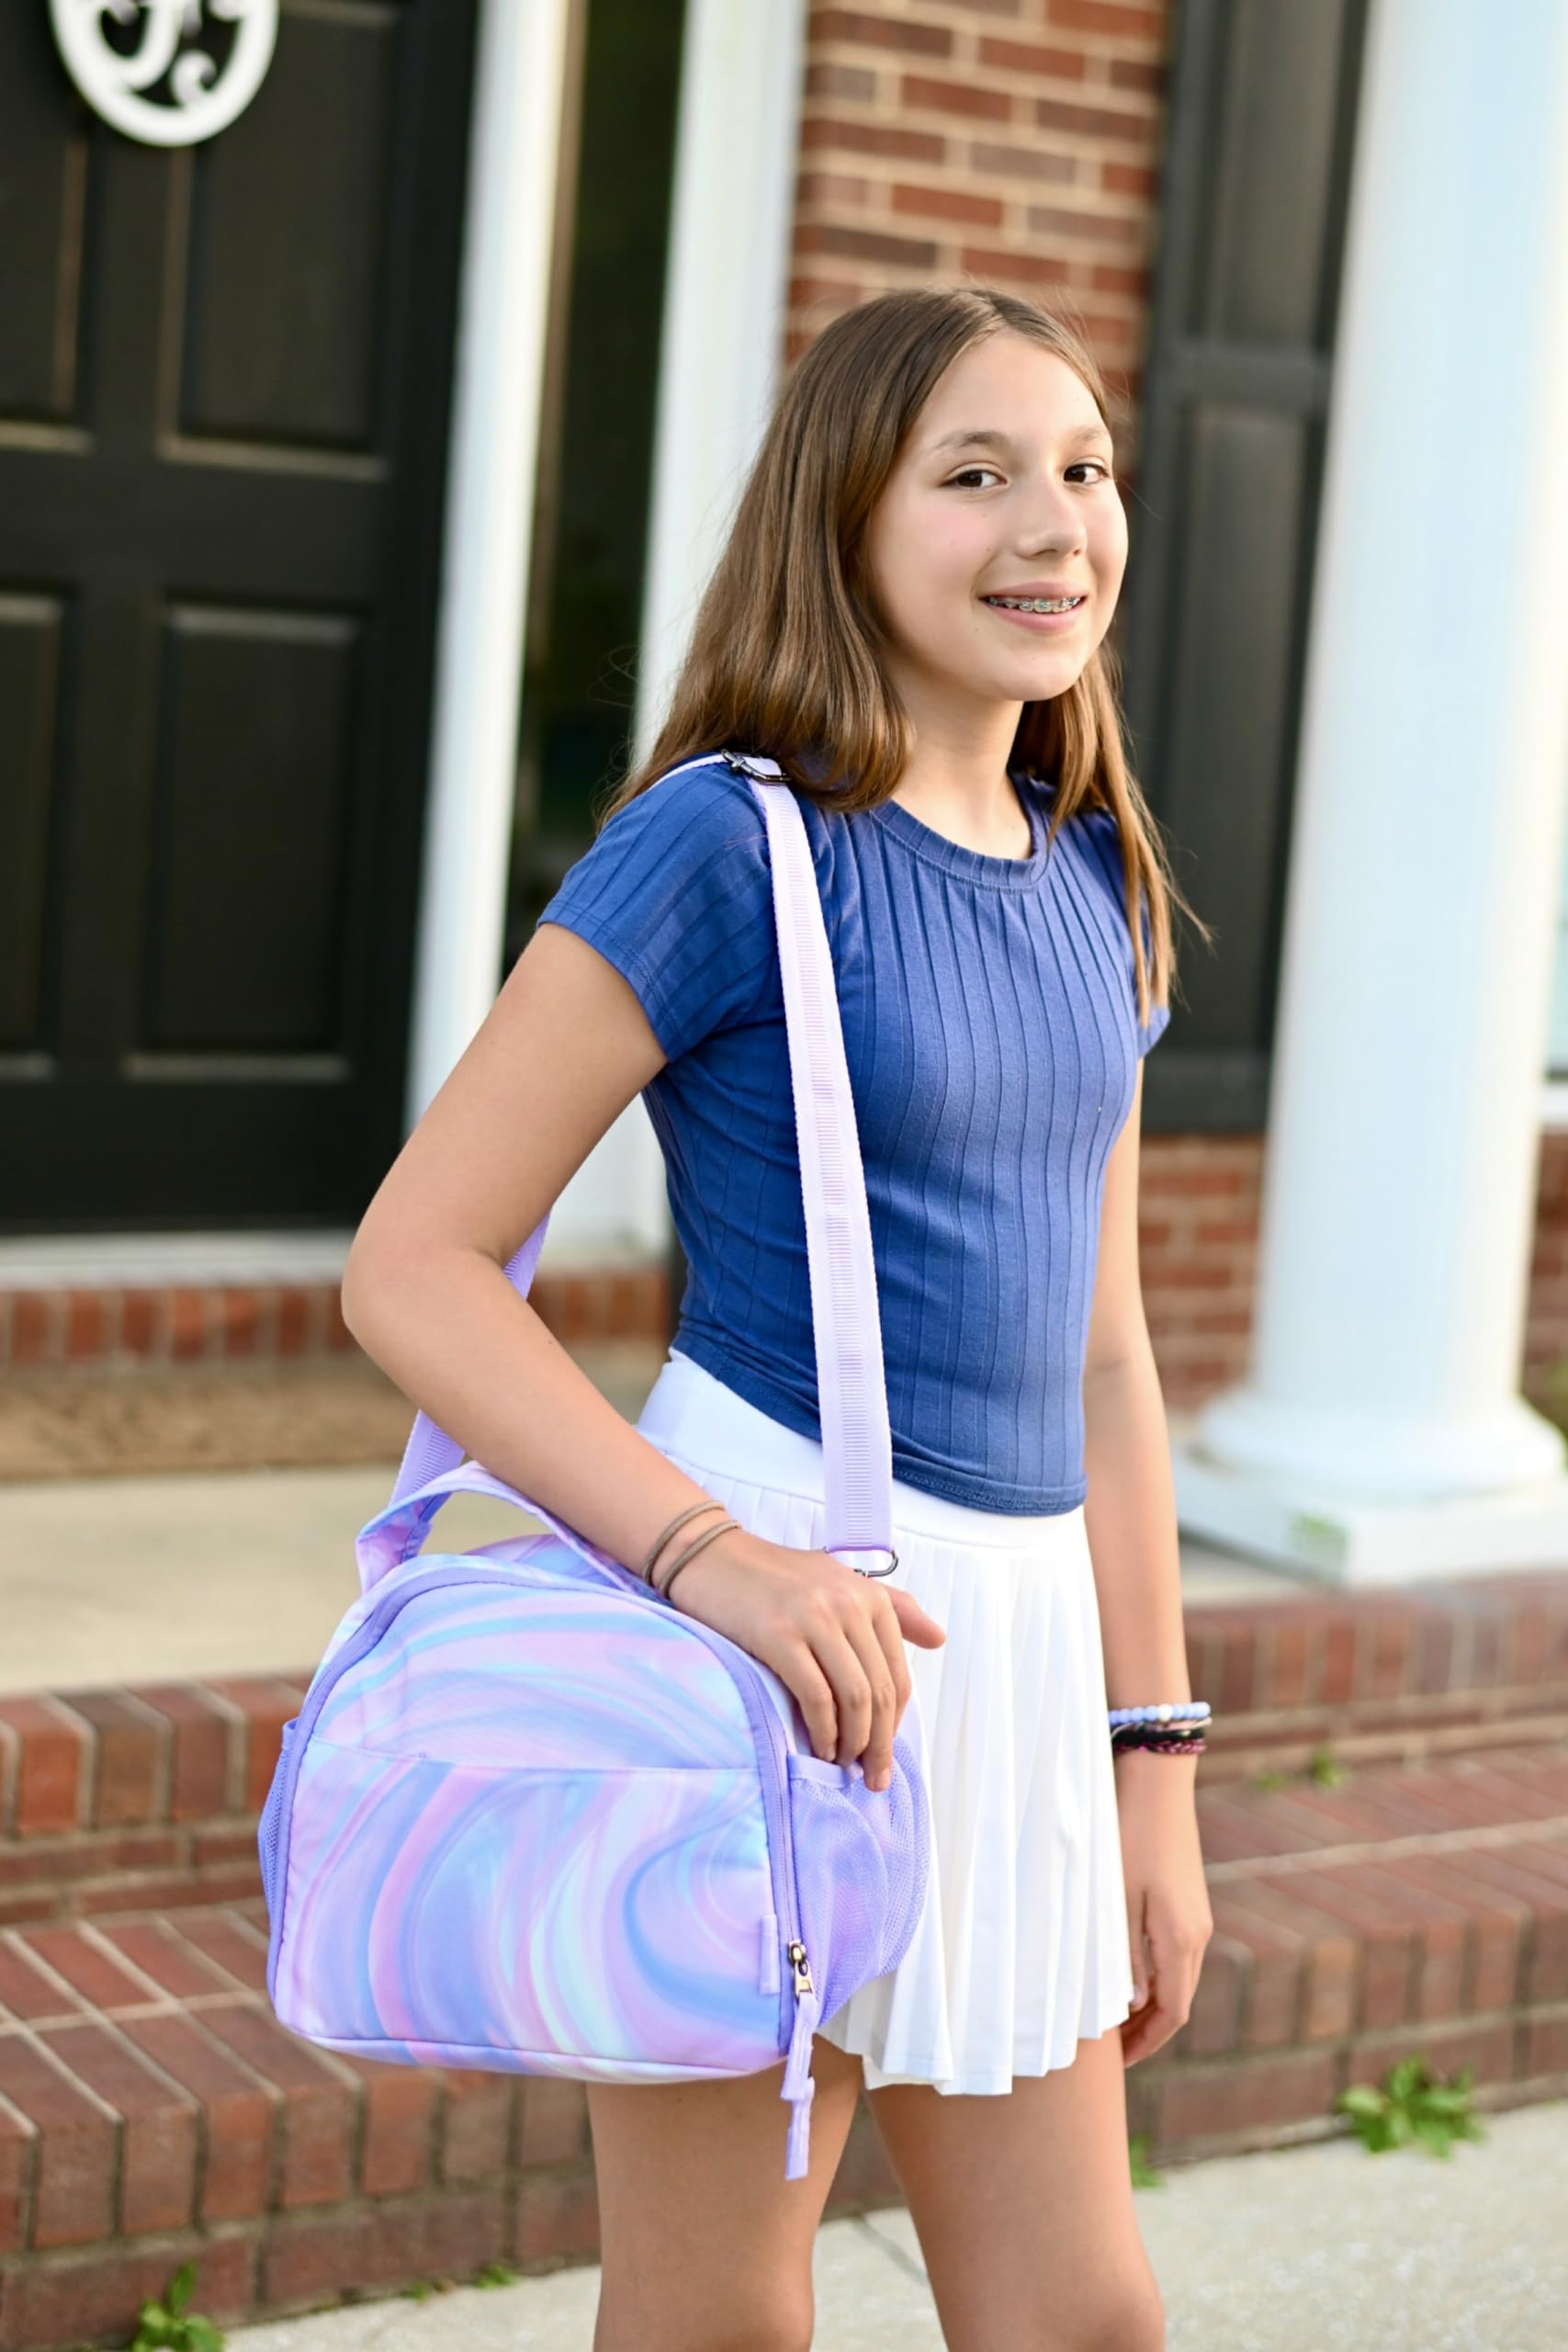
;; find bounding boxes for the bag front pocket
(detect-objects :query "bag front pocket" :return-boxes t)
[272,1736,782,2077]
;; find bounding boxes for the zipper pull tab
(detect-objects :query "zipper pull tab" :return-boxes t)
[780,1950,821,2183]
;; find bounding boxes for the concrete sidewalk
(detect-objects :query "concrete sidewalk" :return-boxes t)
[2,1406,1305,1697]
[226,2099,1567,2352]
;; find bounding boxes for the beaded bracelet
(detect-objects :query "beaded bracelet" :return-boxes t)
[1108,1699,1210,1759]
[1112,1725,1207,1756]
[1108,1702,1211,1727]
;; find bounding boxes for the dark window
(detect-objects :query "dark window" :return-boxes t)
[508,0,689,963]
[1120,0,1371,1130]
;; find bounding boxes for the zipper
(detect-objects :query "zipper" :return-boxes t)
[674,1623,819,2183]
[670,1618,807,2054]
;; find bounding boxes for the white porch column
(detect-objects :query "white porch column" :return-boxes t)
[1171,0,1568,1585]
[566,0,809,1261]
[404,0,573,1132]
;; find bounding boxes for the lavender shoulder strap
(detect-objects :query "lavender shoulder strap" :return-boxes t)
[369,751,895,1577]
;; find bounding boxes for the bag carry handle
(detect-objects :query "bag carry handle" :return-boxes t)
[357,752,895,1591]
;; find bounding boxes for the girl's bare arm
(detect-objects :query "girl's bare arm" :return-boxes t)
[341,922,942,1788]
[1081,1065,1213,2057]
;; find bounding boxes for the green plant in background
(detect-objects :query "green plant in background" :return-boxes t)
[1252,1744,1348,1792]
[1128,2132,1161,2188]
[400,2259,521,2301]
[1336,2053,1485,2156]
[128,2263,223,2352]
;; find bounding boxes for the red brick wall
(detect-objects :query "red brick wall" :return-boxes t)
[1139,1136,1259,1409]
[1140,1131,1568,1424]
[1529,1132,1568,1409]
[0,1269,671,1374]
[788,0,1172,454]
[11,1139,1568,1433]
[778,8,1568,1445]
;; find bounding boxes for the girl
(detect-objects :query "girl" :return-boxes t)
[341,284,1214,2351]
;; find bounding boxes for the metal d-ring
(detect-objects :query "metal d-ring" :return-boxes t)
[843,1548,899,1578]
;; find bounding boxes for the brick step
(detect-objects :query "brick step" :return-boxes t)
[6,1574,1568,1929]
[0,1900,897,2351]
[0,1268,671,1376]
[0,1678,308,1930]
[1191,1569,1568,1779]
[2,1738,1566,2345]
[1132,1736,1568,2162]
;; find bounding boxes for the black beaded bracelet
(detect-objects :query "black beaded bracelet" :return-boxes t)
[1111,1724,1207,1756]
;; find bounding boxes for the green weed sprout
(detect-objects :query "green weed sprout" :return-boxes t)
[1336,2053,1485,2157]
[129,2263,223,2352]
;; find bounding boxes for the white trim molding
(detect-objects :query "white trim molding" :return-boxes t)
[634,0,811,762]
[404,0,573,1139]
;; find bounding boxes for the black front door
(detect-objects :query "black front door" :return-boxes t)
[0,0,478,1235]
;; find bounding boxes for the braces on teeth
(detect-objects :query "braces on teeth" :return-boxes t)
[986,595,1082,612]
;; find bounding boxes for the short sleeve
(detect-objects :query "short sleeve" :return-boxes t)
[1076,805,1171,1058]
[1137,990,1172,1057]
[533,759,776,1063]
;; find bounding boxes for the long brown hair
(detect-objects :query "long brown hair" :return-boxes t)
[598,283,1208,1030]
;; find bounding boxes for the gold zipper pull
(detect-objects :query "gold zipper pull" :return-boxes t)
[787,1939,815,1998]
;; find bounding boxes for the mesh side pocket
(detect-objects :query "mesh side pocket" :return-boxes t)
[786,1730,931,2025]
[256,1718,298,1919]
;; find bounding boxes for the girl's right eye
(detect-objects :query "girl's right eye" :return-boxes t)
[946,468,1002,490]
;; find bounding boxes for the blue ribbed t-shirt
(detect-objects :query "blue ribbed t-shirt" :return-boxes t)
[536,753,1169,1514]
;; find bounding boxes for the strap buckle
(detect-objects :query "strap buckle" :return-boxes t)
[719,748,784,782]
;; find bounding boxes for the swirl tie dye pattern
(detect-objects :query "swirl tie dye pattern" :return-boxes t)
[260,1528,930,2179]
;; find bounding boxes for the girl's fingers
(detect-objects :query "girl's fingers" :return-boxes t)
[889,1588,945,1649]
[838,1605,899,1790]
[866,1589,912,1720]
[808,1616,874,1766]
[1121,1910,1206,2064]
[1125,1897,1149,2010]
[775,1644,839,1764]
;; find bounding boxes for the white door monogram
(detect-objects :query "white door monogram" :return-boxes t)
[50,0,279,148]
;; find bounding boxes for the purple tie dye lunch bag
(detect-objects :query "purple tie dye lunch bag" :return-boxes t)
[257,752,931,2178]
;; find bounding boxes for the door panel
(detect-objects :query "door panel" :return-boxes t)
[182,14,401,448]
[0,0,478,1232]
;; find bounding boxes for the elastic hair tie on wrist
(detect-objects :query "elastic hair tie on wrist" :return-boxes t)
[654,1515,740,1603]
[639,1498,728,1586]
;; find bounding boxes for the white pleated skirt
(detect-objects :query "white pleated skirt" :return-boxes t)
[635,1349,1136,2097]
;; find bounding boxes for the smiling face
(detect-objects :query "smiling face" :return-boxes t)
[861,330,1128,733]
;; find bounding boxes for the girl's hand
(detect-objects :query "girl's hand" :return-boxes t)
[662,1527,945,1792]
[1115,1748,1213,2064]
